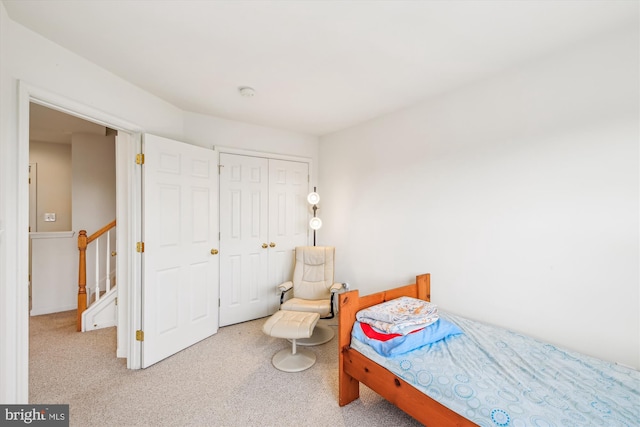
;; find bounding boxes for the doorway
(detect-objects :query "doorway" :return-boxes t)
[29,103,116,317]
[27,103,120,402]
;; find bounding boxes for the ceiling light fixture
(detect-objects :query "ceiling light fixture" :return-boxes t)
[238,86,256,97]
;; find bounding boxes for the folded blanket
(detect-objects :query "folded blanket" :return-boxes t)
[352,318,463,357]
[355,296,439,335]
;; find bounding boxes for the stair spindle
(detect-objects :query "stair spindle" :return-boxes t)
[106,230,111,293]
[95,238,100,303]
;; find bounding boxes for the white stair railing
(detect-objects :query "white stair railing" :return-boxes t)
[89,228,113,306]
[77,220,116,331]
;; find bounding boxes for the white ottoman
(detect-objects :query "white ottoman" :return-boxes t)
[262,311,320,372]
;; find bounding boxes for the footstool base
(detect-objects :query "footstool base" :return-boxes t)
[272,343,317,372]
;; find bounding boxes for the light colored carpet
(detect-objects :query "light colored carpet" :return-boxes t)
[29,311,423,427]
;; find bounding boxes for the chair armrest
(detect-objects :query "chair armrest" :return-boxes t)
[330,282,343,293]
[279,281,293,306]
[278,281,293,292]
[327,283,345,319]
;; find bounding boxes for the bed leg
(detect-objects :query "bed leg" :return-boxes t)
[338,290,361,406]
[339,357,359,406]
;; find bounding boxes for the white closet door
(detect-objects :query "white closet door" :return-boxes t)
[267,159,309,313]
[141,134,219,368]
[219,153,269,326]
[219,154,309,325]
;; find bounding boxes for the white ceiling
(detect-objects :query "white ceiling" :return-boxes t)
[29,103,106,144]
[4,0,637,136]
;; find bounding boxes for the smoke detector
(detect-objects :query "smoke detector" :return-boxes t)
[238,86,256,97]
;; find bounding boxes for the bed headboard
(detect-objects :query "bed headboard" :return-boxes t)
[338,273,431,407]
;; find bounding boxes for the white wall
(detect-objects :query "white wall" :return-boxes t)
[71,133,116,233]
[29,133,117,317]
[0,4,319,403]
[29,141,73,232]
[30,233,76,316]
[319,26,639,368]
[183,112,320,183]
[72,132,117,310]
[0,0,17,405]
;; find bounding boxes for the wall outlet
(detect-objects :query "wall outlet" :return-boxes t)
[44,213,56,222]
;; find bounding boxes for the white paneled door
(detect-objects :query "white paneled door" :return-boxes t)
[267,159,309,311]
[142,134,219,368]
[219,154,308,326]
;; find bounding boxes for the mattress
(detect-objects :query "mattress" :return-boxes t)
[351,312,640,427]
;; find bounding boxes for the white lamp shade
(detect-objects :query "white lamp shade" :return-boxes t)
[307,192,320,205]
[309,217,322,230]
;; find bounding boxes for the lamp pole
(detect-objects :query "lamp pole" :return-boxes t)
[308,187,322,246]
[312,186,318,246]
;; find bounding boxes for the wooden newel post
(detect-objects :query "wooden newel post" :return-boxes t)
[77,230,88,331]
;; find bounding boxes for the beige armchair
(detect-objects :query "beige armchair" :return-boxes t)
[278,246,342,345]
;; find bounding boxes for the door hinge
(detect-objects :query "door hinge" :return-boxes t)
[218,298,220,307]
[136,241,145,253]
[115,297,118,306]
[136,330,144,341]
[136,153,145,165]
[218,164,224,174]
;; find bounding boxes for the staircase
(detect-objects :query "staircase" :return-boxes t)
[77,220,117,332]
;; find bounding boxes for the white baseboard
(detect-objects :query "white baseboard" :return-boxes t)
[30,304,76,316]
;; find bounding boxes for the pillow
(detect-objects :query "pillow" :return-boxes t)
[352,318,463,357]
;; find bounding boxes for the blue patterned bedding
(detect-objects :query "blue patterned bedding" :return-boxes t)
[350,312,640,427]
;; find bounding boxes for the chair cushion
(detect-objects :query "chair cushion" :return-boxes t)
[292,246,335,300]
[262,311,320,339]
[281,298,331,317]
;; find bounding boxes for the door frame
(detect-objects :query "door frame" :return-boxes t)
[216,145,314,167]
[14,81,144,399]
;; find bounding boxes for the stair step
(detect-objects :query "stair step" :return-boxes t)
[89,286,116,304]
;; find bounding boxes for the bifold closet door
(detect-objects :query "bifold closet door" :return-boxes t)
[267,159,309,313]
[219,153,308,326]
[219,154,269,326]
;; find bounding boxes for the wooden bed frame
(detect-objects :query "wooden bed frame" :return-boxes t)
[338,273,476,427]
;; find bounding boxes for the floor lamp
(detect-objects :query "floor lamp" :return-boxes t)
[307,187,321,246]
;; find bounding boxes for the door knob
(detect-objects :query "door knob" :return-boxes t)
[262,243,268,249]
[111,251,117,257]
[210,249,219,255]
[269,242,276,248]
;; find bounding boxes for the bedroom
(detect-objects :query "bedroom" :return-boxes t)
[1,0,637,415]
